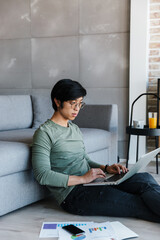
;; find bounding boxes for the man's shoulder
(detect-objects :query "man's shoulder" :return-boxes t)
[36,119,52,132]
[33,120,54,137]
[69,121,79,129]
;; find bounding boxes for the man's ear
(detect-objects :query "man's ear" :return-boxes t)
[54,98,61,108]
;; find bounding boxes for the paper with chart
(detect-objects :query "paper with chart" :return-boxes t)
[58,222,118,240]
[39,221,138,240]
[39,222,93,238]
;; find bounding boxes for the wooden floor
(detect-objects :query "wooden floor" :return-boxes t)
[0,162,160,240]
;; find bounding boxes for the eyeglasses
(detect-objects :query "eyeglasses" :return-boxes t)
[67,101,85,109]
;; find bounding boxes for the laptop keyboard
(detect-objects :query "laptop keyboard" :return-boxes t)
[104,172,127,182]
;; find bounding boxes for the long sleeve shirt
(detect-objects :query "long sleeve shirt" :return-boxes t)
[32,119,101,205]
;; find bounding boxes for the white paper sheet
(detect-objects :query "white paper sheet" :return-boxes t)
[110,221,138,240]
[58,222,118,240]
[39,222,93,238]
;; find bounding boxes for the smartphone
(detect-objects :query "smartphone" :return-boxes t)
[62,224,85,235]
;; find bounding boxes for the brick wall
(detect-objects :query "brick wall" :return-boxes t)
[148,0,160,150]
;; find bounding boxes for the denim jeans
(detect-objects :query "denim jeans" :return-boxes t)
[61,172,160,222]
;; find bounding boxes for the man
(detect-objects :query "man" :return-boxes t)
[32,79,160,222]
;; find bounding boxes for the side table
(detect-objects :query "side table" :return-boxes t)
[126,126,160,174]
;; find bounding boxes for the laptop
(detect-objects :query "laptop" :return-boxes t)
[84,147,160,186]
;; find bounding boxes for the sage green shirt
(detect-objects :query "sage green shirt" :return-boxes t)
[32,119,101,205]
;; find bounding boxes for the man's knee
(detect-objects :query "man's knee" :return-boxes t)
[135,172,157,184]
[131,172,152,182]
[139,172,151,178]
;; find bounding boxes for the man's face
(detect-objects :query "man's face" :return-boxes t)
[59,97,84,121]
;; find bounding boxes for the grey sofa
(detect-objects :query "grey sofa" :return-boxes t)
[0,95,118,216]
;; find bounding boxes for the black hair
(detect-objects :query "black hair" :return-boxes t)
[51,79,87,111]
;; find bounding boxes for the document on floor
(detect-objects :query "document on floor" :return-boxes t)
[58,222,118,240]
[39,222,93,238]
[110,221,138,240]
[39,221,138,240]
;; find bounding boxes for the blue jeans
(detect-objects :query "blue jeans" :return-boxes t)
[61,173,160,222]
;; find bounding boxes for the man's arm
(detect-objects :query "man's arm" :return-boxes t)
[32,129,69,188]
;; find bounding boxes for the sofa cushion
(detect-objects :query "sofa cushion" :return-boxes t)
[0,129,35,144]
[31,95,53,129]
[0,95,33,131]
[0,141,31,177]
[80,128,111,153]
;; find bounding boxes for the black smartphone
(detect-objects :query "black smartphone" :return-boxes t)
[62,224,85,235]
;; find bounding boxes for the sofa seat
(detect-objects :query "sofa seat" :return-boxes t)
[0,141,31,177]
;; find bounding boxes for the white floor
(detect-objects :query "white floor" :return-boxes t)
[0,162,160,240]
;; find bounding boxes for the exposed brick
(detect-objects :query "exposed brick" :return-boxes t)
[148,1,160,150]
[150,27,160,33]
[147,85,158,92]
[148,97,158,104]
[149,43,160,49]
[148,100,156,105]
[149,71,160,77]
[147,89,158,96]
[148,102,157,109]
[150,0,160,3]
[149,50,159,55]
[149,77,158,84]
[150,42,160,48]
[150,35,160,41]
[148,106,157,112]
[149,57,160,62]
[149,64,160,69]
[150,12,160,19]
[150,19,160,26]
[150,5,160,11]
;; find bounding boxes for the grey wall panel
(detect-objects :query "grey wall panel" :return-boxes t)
[31,37,79,88]
[0,0,30,39]
[80,0,130,34]
[80,33,129,88]
[0,0,130,159]
[84,87,129,141]
[31,0,79,37]
[0,39,31,89]
[0,89,32,95]
[0,89,51,96]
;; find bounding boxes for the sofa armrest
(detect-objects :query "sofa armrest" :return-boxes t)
[73,104,118,133]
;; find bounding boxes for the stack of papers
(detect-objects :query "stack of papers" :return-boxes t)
[39,221,138,240]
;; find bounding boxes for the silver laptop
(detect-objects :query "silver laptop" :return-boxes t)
[84,148,160,186]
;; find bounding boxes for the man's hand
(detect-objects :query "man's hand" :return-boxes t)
[106,164,128,175]
[82,168,106,184]
[68,168,106,186]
